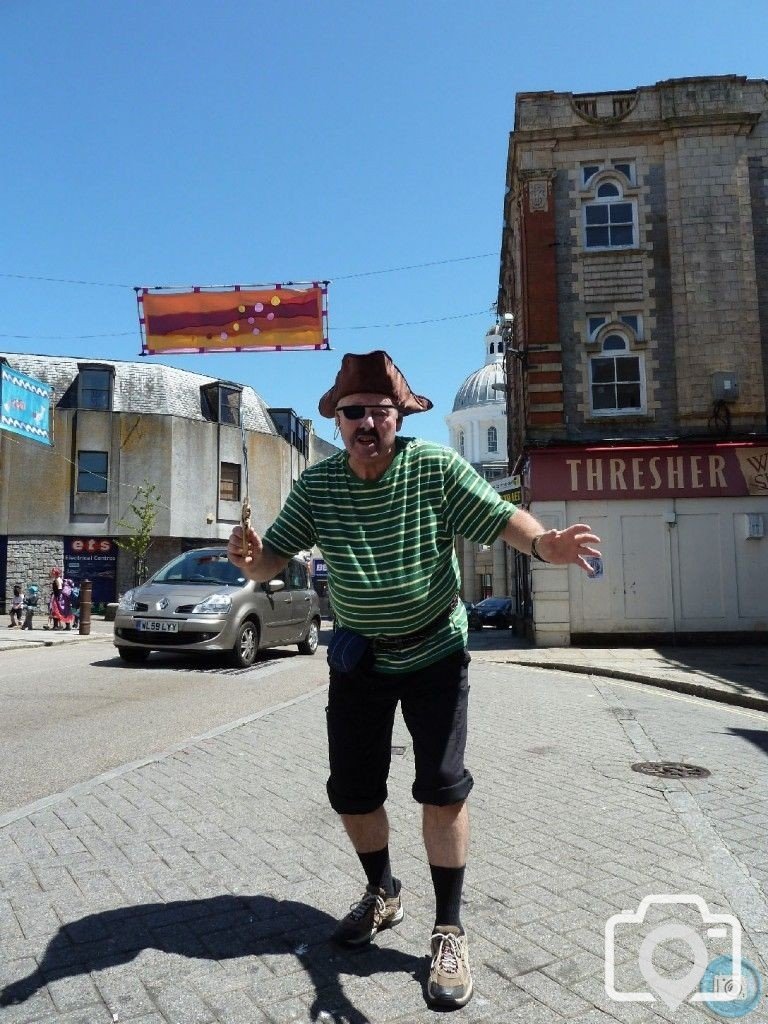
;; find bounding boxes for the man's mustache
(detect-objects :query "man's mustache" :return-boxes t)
[354,429,378,441]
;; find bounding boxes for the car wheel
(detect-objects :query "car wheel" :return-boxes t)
[117,647,150,663]
[298,618,320,655]
[230,620,259,668]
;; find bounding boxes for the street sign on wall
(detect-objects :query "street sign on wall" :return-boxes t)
[492,474,522,505]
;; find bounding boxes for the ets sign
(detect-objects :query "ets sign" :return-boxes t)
[64,538,118,606]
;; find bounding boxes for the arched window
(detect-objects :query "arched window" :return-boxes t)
[487,426,498,453]
[458,430,465,457]
[589,332,644,413]
[583,176,636,250]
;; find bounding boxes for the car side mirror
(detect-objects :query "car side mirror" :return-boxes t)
[266,579,285,593]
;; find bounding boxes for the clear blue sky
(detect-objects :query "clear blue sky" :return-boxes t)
[2,0,766,446]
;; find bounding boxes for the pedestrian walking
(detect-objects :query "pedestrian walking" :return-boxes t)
[227,350,600,1009]
[45,568,76,630]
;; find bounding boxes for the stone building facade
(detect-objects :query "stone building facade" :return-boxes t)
[445,325,510,602]
[498,76,768,644]
[0,354,337,612]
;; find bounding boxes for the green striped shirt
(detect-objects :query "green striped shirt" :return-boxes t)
[263,437,515,673]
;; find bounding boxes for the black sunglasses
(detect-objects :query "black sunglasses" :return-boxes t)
[337,404,399,421]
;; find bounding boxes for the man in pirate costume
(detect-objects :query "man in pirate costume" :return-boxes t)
[228,351,600,1008]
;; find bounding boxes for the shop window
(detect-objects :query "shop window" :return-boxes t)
[269,408,309,459]
[589,333,644,413]
[582,164,602,185]
[587,312,643,345]
[201,383,242,425]
[581,160,635,186]
[77,365,113,410]
[77,451,108,492]
[583,176,636,249]
[612,160,635,184]
[220,462,240,502]
[588,314,609,339]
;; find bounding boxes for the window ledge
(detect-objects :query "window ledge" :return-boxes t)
[578,247,646,258]
[585,413,653,423]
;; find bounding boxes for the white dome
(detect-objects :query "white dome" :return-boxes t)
[452,325,506,412]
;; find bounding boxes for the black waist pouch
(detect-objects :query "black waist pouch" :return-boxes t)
[327,627,371,674]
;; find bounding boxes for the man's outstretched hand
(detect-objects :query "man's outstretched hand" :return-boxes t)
[534,524,601,573]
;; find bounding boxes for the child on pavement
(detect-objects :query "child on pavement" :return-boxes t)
[8,584,23,628]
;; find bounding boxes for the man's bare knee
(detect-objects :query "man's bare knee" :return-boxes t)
[423,801,466,823]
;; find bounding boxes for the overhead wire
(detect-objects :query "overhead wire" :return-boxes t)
[335,310,489,329]
[0,253,496,338]
[0,331,135,340]
[0,252,495,290]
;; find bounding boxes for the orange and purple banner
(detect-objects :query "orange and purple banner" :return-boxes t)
[137,284,328,355]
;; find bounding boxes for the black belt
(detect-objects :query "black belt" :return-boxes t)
[374,595,459,651]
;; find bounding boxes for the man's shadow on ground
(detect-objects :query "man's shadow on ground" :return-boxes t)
[0,893,426,1022]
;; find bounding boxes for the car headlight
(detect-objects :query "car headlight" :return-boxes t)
[118,590,137,612]
[191,593,232,615]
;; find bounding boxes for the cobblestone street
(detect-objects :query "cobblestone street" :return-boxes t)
[2,654,767,1022]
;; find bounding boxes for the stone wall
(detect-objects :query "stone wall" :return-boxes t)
[5,537,63,614]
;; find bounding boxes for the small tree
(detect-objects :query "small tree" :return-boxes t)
[117,481,162,588]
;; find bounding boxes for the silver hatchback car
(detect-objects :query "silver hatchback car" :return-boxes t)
[113,547,321,667]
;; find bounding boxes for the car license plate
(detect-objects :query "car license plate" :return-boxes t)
[137,619,178,633]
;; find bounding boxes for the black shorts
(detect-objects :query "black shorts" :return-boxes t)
[326,648,473,815]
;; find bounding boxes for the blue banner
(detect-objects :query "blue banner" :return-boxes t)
[0,365,52,445]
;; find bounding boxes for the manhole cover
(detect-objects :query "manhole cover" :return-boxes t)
[631,761,710,779]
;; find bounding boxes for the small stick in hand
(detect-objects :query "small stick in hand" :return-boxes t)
[240,498,252,558]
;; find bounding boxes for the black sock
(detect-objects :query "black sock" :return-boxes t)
[357,846,397,896]
[430,864,465,932]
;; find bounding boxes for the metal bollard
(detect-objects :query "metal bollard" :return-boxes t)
[79,579,92,636]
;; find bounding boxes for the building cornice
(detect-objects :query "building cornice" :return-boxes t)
[510,111,761,149]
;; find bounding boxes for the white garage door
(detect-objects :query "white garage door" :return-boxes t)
[546,498,767,636]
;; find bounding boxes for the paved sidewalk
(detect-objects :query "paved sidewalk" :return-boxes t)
[2,655,768,1022]
[480,640,768,714]
[0,617,114,650]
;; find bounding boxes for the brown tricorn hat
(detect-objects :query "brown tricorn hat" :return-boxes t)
[318,350,433,418]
